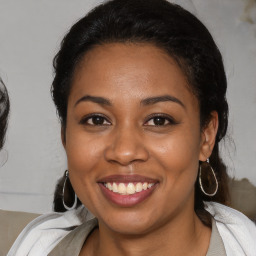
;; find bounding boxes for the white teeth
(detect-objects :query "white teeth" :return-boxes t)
[148,183,154,188]
[135,182,143,192]
[104,181,155,195]
[142,182,148,190]
[118,183,126,194]
[107,183,112,191]
[127,183,136,194]
[112,182,118,192]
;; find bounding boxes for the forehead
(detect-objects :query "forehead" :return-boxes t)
[70,43,197,108]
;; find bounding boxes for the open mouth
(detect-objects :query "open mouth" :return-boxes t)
[98,175,158,207]
[103,182,155,195]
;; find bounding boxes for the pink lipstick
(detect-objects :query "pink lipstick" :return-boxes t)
[98,175,158,207]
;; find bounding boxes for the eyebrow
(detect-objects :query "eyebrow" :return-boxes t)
[74,94,185,109]
[75,95,112,107]
[141,95,185,108]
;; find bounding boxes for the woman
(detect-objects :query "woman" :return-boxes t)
[8,0,256,255]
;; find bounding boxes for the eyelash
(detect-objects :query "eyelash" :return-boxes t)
[79,114,111,126]
[80,113,177,127]
[144,113,177,126]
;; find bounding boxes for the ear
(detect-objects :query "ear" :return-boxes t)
[199,111,218,161]
[61,126,66,149]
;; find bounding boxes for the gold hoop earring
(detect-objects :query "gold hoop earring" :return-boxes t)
[199,159,218,197]
[62,170,77,210]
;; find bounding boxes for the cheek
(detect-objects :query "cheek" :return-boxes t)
[149,127,201,186]
[65,131,106,212]
[150,140,199,210]
[66,133,104,176]
[64,123,106,198]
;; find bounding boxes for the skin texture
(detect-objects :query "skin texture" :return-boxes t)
[63,43,218,256]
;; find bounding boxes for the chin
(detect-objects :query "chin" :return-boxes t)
[98,210,160,236]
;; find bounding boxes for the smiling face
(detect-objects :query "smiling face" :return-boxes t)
[64,43,212,235]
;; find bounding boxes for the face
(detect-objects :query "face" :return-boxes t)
[64,43,209,235]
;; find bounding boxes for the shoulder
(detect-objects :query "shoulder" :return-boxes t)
[0,210,40,256]
[205,202,256,256]
[7,206,90,256]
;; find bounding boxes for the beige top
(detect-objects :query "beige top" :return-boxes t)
[48,218,226,256]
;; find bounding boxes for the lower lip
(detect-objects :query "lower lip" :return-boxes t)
[98,183,157,207]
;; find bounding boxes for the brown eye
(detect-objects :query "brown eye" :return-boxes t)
[90,116,105,125]
[144,114,178,127]
[151,117,167,125]
[80,114,111,126]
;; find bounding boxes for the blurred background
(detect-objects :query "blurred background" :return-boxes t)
[0,0,256,214]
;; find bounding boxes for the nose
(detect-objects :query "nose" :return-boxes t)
[104,127,149,166]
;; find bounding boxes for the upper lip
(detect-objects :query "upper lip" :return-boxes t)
[97,174,158,183]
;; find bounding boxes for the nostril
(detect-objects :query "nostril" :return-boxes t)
[104,140,149,165]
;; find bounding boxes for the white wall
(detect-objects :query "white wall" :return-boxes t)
[0,0,255,214]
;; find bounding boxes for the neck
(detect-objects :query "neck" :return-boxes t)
[84,208,211,256]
